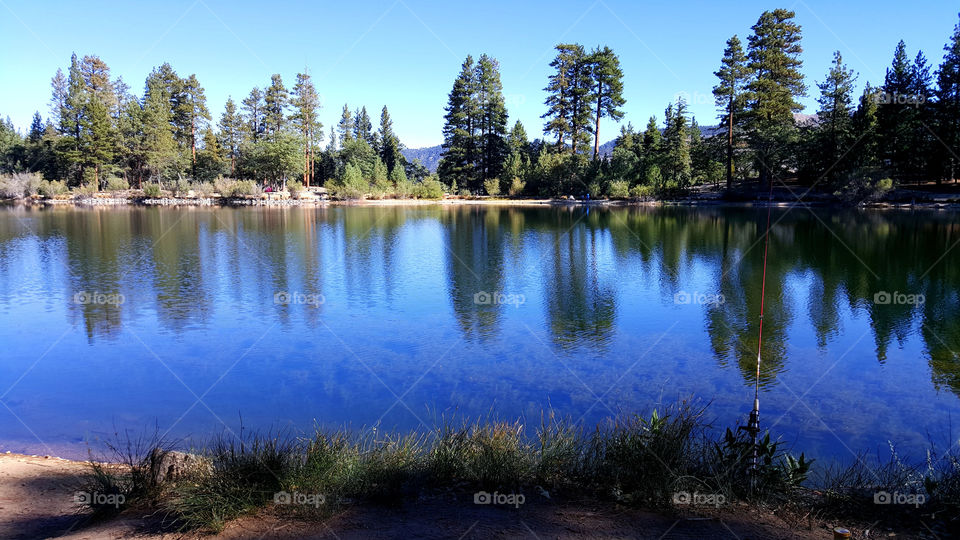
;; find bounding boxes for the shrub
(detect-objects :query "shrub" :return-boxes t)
[287,180,303,199]
[630,184,655,199]
[105,176,129,192]
[415,177,445,199]
[331,164,368,200]
[608,180,630,199]
[587,182,602,199]
[173,178,191,197]
[394,179,414,199]
[0,172,43,199]
[231,180,260,198]
[142,183,163,198]
[38,179,68,198]
[483,178,501,197]
[72,183,98,198]
[192,181,216,198]
[836,172,894,204]
[213,177,236,197]
[508,177,526,197]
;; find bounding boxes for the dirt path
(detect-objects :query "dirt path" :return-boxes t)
[0,453,910,539]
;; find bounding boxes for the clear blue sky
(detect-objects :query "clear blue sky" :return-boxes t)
[1,0,957,148]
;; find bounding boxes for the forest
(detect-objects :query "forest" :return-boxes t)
[0,8,959,202]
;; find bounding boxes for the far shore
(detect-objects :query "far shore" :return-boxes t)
[4,186,960,211]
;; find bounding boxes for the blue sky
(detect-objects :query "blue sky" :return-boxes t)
[0,1,957,148]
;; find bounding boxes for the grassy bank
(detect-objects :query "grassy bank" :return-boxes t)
[78,402,960,536]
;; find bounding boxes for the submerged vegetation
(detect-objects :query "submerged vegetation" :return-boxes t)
[78,403,959,535]
[2,10,960,202]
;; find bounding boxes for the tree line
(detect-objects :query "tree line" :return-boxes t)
[1,8,959,200]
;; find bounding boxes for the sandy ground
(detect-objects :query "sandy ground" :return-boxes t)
[0,453,921,539]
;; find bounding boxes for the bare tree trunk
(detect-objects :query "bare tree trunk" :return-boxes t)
[726,98,734,191]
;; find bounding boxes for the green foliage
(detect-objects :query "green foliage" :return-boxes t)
[483,177,501,196]
[508,176,526,197]
[286,179,303,198]
[104,176,129,191]
[332,163,367,200]
[142,183,163,198]
[835,170,894,204]
[414,177,445,199]
[192,181,216,198]
[38,179,68,198]
[607,180,630,199]
[629,184,654,199]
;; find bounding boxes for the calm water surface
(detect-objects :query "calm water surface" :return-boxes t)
[0,204,957,462]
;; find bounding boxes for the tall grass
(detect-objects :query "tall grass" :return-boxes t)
[79,403,960,535]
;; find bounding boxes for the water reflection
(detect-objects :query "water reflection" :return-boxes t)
[0,204,958,459]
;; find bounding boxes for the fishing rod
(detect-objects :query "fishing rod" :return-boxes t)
[747,175,776,487]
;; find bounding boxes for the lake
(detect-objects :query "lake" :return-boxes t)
[0,204,957,463]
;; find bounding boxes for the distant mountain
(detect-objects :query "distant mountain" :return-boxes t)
[402,145,443,172]
[403,124,734,172]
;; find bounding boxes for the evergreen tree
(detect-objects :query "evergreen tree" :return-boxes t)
[640,116,663,184]
[744,9,807,188]
[439,55,479,190]
[878,40,915,182]
[291,73,322,186]
[241,87,265,143]
[542,43,595,154]
[338,104,354,142]
[475,54,509,181]
[28,112,44,144]
[815,51,857,182]
[936,14,960,182]
[378,106,403,174]
[218,98,243,176]
[712,35,750,189]
[355,106,375,147]
[588,46,625,160]
[263,74,289,137]
[852,83,881,169]
[181,74,210,177]
[141,69,178,182]
[662,98,692,188]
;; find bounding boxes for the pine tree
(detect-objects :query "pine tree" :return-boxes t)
[589,46,625,160]
[291,73,322,186]
[263,74,288,137]
[338,104,354,142]
[142,70,178,182]
[936,14,960,182]
[878,41,914,182]
[662,98,692,188]
[744,9,806,188]
[815,51,857,182]
[218,97,243,176]
[28,112,44,144]
[713,35,750,189]
[852,83,881,170]
[355,106,375,147]
[641,115,663,184]
[378,106,403,174]
[242,87,265,143]
[439,55,478,191]
[180,74,210,177]
[475,54,509,181]
[542,44,595,153]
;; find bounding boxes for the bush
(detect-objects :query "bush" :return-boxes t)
[415,177,445,199]
[608,180,630,199]
[630,184,655,200]
[213,177,236,197]
[231,180,260,198]
[142,183,163,198]
[331,164,368,200]
[394,179,414,199]
[287,180,303,199]
[483,178,501,197]
[836,172,894,204]
[587,182,602,199]
[508,177,526,197]
[0,172,43,199]
[72,183,98,198]
[173,178,191,197]
[105,176,129,192]
[192,182,216,198]
[38,179,68,198]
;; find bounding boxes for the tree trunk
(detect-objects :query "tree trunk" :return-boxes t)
[726,102,734,191]
[191,116,196,178]
[594,81,602,161]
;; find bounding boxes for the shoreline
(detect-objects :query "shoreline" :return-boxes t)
[3,193,959,210]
